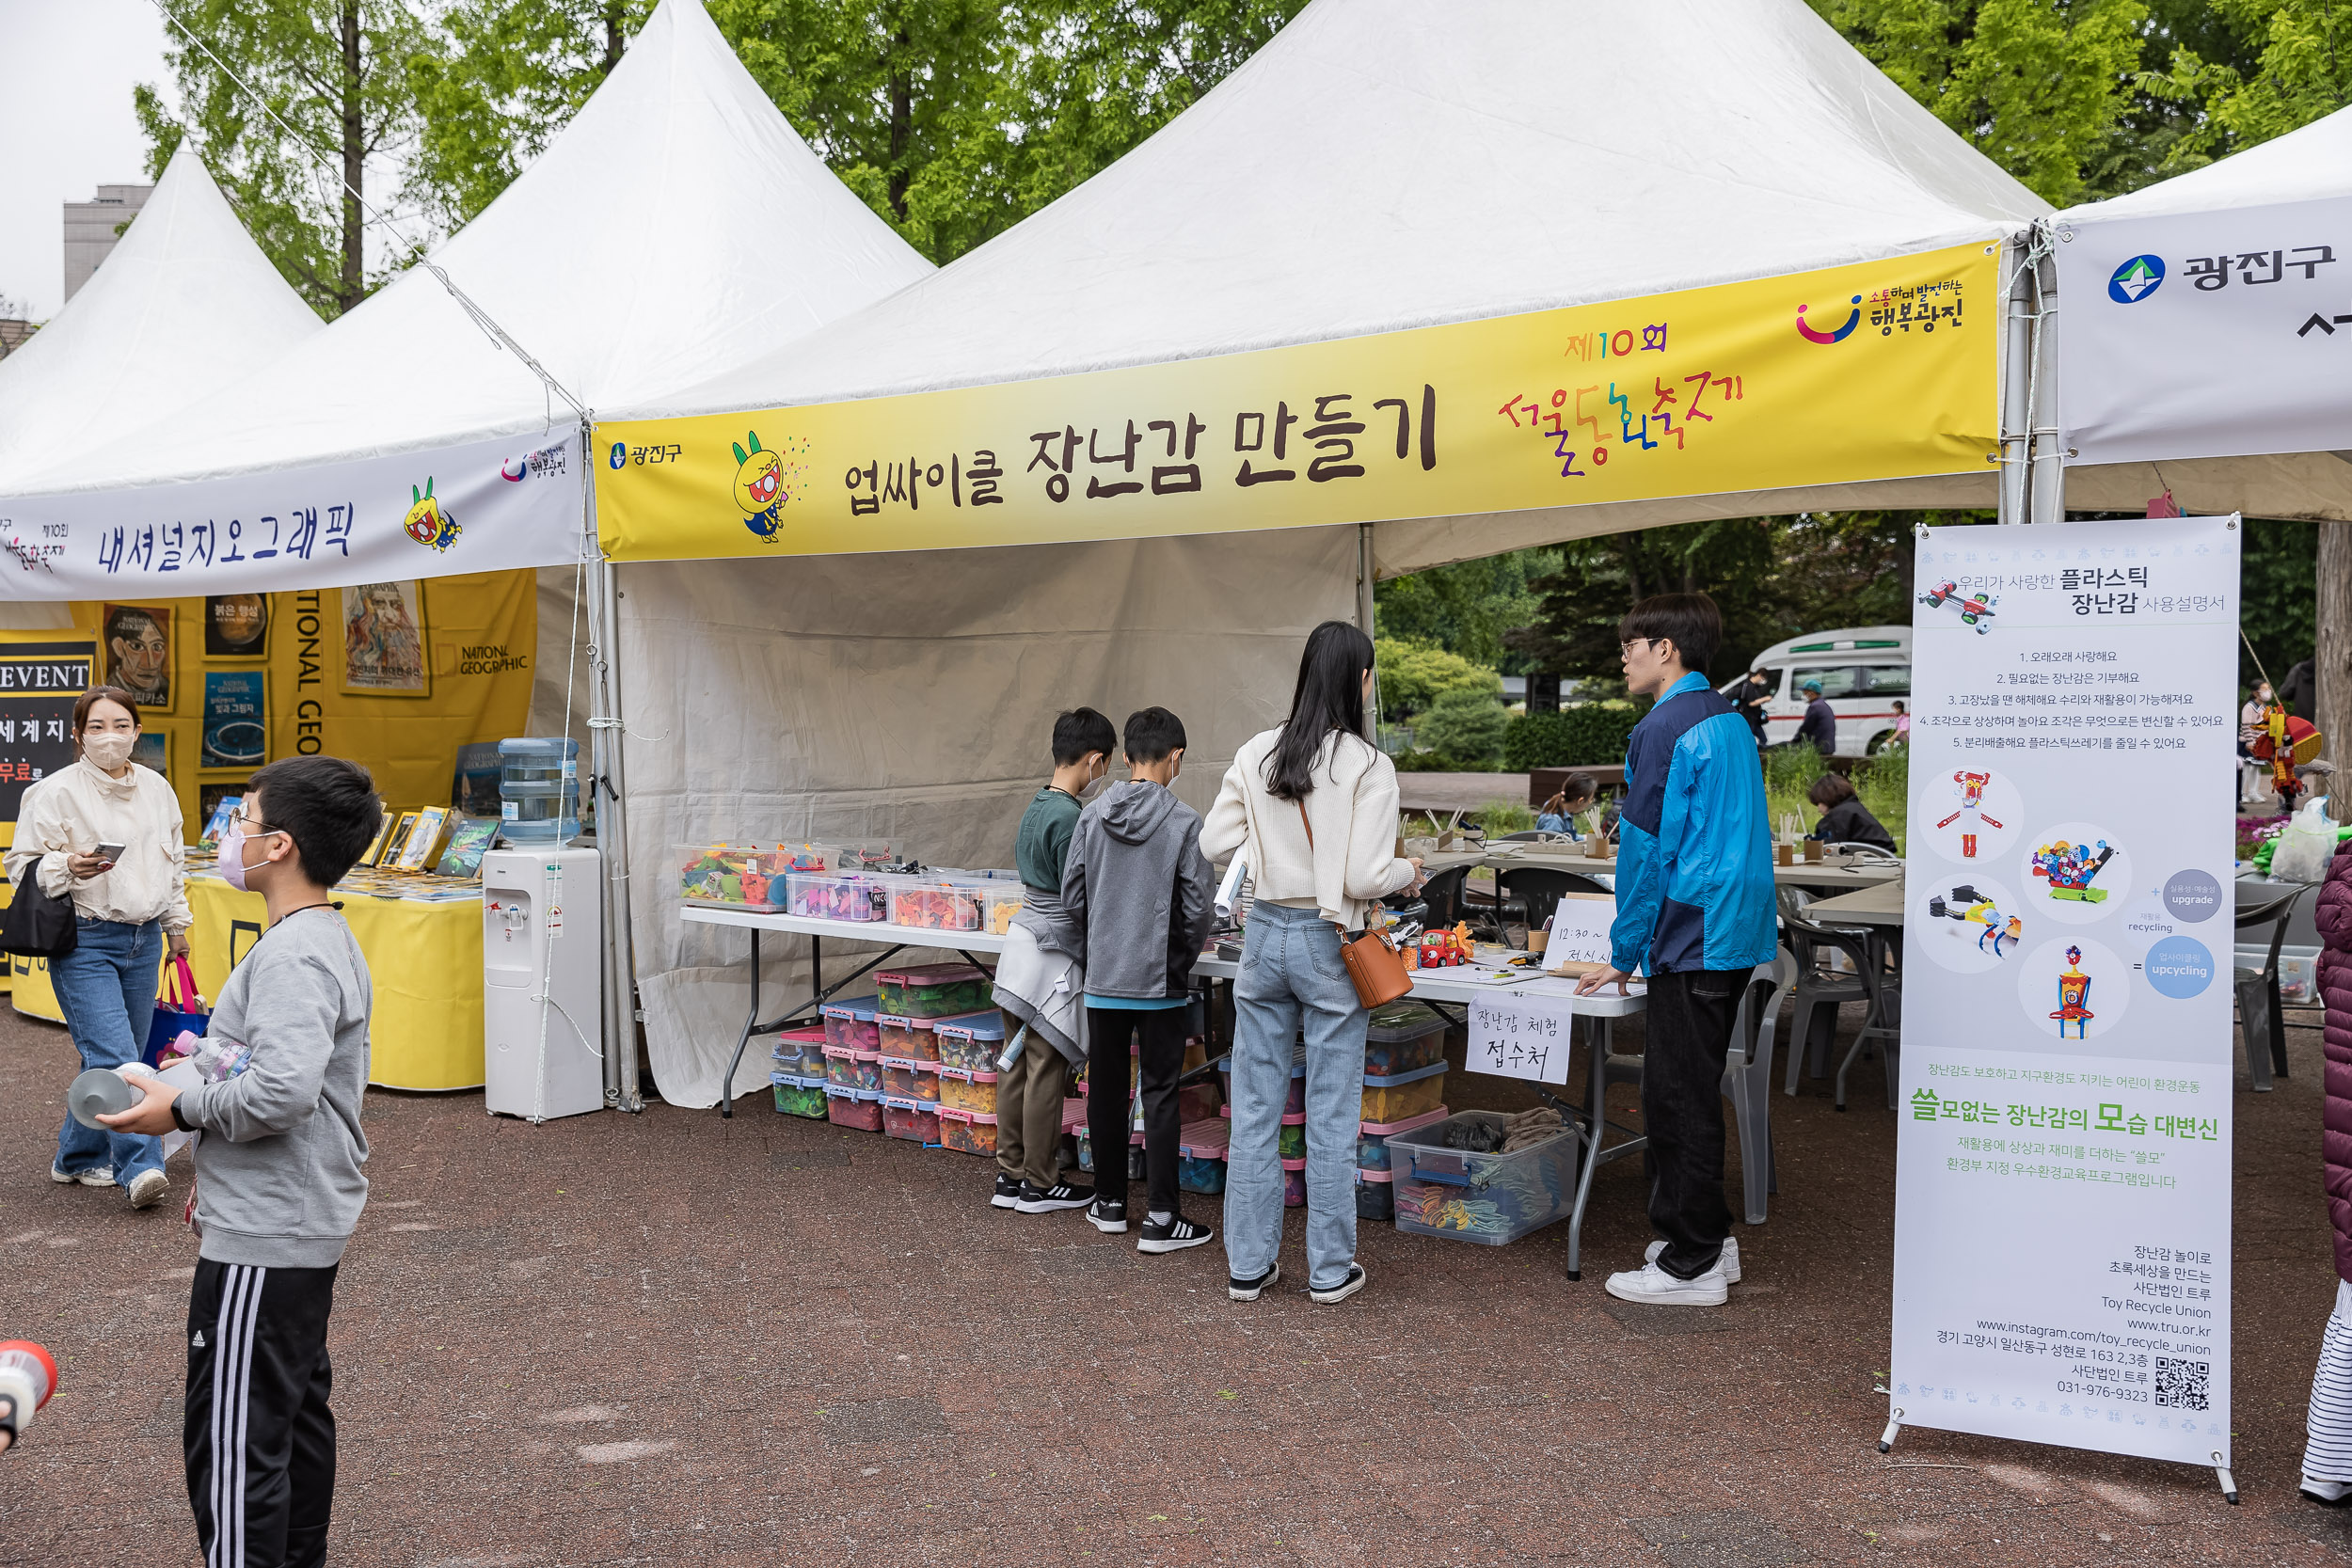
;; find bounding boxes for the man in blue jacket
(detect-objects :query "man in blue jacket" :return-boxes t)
[1577,592,1776,1307]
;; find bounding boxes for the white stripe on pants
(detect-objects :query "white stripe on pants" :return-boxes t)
[210,1263,267,1568]
[2307,1278,2352,1487]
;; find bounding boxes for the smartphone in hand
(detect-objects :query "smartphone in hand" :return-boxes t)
[93,842,126,868]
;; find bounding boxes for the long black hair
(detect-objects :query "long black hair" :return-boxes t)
[1263,620,1373,801]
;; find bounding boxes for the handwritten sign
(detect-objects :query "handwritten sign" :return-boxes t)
[1469,990,1574,1085]
[1541,892,1616,975]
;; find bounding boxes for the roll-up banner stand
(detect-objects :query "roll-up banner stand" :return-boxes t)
[1888,515,2241,1499]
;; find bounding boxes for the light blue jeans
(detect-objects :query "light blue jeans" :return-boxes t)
[52,916,165,1183]
[1223,901,1368,1291]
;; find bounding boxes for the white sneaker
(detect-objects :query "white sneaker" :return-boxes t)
[126,1169,168,1209]
[1605,1259,1728,1307]
[1646,1235,1740,1283]
[52,1164,116,1187]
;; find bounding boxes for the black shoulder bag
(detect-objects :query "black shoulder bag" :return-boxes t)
[1,857,78,958]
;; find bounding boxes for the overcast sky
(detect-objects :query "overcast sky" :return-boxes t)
[0,0,170,320]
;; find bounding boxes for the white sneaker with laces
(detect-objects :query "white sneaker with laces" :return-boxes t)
[52,1164,116,1188]
[1646,1235,1740,1283]
[126,1169,168,1209]
[1604,1259,1728,1307]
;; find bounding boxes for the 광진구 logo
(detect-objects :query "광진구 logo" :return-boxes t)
[2108,254,2165,304]
[1795,293,1864,344]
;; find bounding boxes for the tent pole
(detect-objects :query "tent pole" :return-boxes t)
[1358,522,1383,745]
[1997,228,2036,526]
[596,553,644,1112]
[2026,226,2065,528]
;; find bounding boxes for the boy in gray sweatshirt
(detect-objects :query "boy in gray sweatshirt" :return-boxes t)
[103,755,381,1568]
[1060,707,1216,1254]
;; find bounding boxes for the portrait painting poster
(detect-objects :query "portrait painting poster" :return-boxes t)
[101,603,173,713]
[341,580,430,697]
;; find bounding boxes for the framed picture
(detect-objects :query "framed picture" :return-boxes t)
[451,740,501,816]
[130,730,167,780]
[200,672,267,770]
[341,580,429,696]
[436,816,498,878]
[381,811,421,867]
[101,603,173,712]
[198,788,244,846]
[396,806,450,872]
[203,594,271,658]
[358,808,396,867]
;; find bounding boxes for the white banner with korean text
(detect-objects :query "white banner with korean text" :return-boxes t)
[1892,515,2239,1471]
[2057,196,2352,465]
[0,429,586,600]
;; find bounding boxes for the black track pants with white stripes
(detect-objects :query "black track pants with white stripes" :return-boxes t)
[184,1259,340,1568]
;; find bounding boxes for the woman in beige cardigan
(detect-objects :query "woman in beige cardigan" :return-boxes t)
[1201,622,1420,1305]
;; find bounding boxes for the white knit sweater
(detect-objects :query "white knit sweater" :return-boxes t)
[1200,727,1415,930]
[3,758,191,930]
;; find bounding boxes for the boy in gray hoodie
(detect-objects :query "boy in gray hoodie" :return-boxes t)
[1060,707,1216,1253]
[103,754,380,1568]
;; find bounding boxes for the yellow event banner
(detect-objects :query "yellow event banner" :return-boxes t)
[597,242,2002,561]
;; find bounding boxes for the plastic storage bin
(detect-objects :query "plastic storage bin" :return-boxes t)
[876,1014,941,1062]
[822,1044,882,1092]
[832,840,904,874]
[1363,1000,1451,1077]
[1356,1167,1394,1221]
[880,1060,939,1101]
[819,997,882,1052]
[1282,1160,1307,1207]
[882,1098,941,1143]
[770,1072,828,1118]
[1359,1062,1447,1124]
[932,1012,1007,1073]
[825,1085,883,1132]
[937,1068,998,1116]
[886,878,993,932]
[1178,1118,1229,1196]
[676,844,833,911]
[1388,1111,1581,1245]
[937,1107,998,1156]
[787,872,889,924]
[875,964,992,1020]
[770,1025,829,1077]
[1357,1105,1451,1171]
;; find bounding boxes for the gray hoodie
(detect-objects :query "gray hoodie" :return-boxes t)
[1059,780,1215,1002]
[180,909,373,1268]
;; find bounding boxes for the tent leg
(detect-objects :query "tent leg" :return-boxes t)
[1997,228,2035,526]
[2026,229,2065,528]
[589,551,644,1112]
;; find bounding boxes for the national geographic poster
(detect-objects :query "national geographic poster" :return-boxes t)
[1890,515,2239,1471]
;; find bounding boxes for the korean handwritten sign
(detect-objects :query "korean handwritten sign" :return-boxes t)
[1468,990,1574,1085]
[1539,892,1615,974]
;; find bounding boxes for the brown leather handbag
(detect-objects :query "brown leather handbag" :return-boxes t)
[1297,803,1414,1008]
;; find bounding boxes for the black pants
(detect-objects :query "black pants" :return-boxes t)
[185,1259,340,1568]
[1642,969,1740,1279]
[1086,1006,1187,1215]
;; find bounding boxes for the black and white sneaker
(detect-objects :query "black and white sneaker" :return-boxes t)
[1228,1261,1279,1301]
[1309,1263,1368,1305]
[992,1173,1023,1210]
[1087,1197,1128,1233]
[1014,1180,1095,1214]
[1137,1215,1214,1255]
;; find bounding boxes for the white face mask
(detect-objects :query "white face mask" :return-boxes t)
[82,731,135,771]
[219,818,285,894]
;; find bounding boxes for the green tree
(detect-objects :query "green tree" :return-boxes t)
[406,0,654,230]
[1507,518,1775,686]
[136,1,433,317]
[1374,637,1500,719]
[1374,546,1559,671]
[1412,687,1509,767]
[2143,0,2352,160]
[2240,517,2319,693]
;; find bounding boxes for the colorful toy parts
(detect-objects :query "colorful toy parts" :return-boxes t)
[874,964,993,1020]
[677,843,836,911]
[1388,1110,1581,1245]
[1936,770,2003,859]
[1927,885,2020,958]
[1917,578,1997,633]
[787,872,889,923]
[2051,945,2095,1038]
[2029,838,2115,903]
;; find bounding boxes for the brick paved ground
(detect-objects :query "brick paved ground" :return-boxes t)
[4,999,2349,1568]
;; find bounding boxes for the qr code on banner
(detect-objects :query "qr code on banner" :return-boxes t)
[2155,1356,2210,1411]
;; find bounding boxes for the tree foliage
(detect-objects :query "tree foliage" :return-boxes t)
[1374,637,1500,720]
[1411,687,1509,767]
[1375,547,1557,672]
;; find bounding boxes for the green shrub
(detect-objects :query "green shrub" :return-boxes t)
[1474,800,1536,837]
[1413,687,1509,765]
[1502,699,1651,769]
[1375,637,1502,718]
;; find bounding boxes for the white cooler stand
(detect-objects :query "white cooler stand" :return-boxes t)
[482,847,604,1120]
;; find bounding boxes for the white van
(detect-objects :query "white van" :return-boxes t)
[1732,626,1912,757]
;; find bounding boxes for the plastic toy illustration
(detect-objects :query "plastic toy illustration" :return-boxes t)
[1936,770,2004,858]
[402,478,461,553]
[1927,884,2019,958]
[1415,921,1475,969]
[2049,945,2094,1038]
[732,431,785,540]
[1917,578,1996,633]
[2028,837,2115,903]
[2250,699,2327,811]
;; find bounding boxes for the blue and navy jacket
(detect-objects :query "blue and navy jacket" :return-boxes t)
[1611,672,1778,975]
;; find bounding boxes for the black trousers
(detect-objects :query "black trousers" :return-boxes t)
[185,1259,340,1568]
[1641,969,1740,1279]
[1086,1006,1188,1215]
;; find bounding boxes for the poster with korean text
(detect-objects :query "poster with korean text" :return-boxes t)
[0,634,96,847]
[1891,515,2239,1471]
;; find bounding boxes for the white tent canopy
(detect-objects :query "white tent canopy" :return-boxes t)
[2053,104,2352,521]
[0,145,319,492]
[614,0,2050,574]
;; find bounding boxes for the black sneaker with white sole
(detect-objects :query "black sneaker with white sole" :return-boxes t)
[1308,1263,1368,1304]
[992,1173,1023,1211]
[1013,1181,1095,1214]
[1087,1197,1128,1233]
[1228,1262,1280,1301]
[1137,1215,1214,1255]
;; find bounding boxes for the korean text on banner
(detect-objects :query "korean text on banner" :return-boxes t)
[0,430,585,601]
[1469,989,1575,1085]
[0,633,96,849]
[2058,197,2352,465]
[596,244,2001,562]
[1892,515,2239,1470]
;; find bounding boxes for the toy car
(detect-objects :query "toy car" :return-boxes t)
[1918,578,1997,633]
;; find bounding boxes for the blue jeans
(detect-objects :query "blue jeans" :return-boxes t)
[53,916,165,1182]
[1223,901,1368,1290]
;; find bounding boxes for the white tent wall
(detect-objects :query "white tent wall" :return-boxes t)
[610,524,1357,1107]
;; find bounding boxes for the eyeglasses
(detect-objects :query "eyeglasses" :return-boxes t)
[1619,638,1662,655]
[235,812,282,837]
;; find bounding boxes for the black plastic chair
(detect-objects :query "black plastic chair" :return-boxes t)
[1499,867,1612,942]
[1417,864,1470,929]
[2234,880,2306,1091]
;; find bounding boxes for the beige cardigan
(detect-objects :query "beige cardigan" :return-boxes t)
[1200,727,1415,930]
[3,759,191,930]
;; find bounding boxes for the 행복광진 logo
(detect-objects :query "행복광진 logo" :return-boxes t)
[2108,254,2165,304]
[1796,294,1863,344]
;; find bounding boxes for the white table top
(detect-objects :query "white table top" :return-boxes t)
[1427,845,1901,889]
[1801,881,1907,927]
[1190,954,1647,1016]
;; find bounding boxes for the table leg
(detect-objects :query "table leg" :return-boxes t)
[1565,1016,1609,1281]
[719,928,761,1119]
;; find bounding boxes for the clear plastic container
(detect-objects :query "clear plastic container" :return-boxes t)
[882,1099,941,1143]
[769,1025,829,1077]
[936,1068,997,1116]
[1357,1166,1394,1221]
[1179,1117,1229,1196]
[832,840,904,874]
[501,778,579,845]
[675,845,830,911]
[1389,1111,1581,1245]
[787,872,889,924]
[880,1061,939,1102]
[931,1011,1007,1073]
[770,1072,828,1118]
[886,878,990,932]
[1283,1160,1306,1207]
[498,736,578,786]
[874,964,992,1020]
[822,1044,882,1092]
[1356,1105,1450,1171]
[980,883,1025,935]
[876,1015,940,1062]
[1363,999,1451,1078]
[1359,1062,1447,1124]
[819,997,882,1052]
[937,1107,997,1156]
[825,1086,883,1132]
